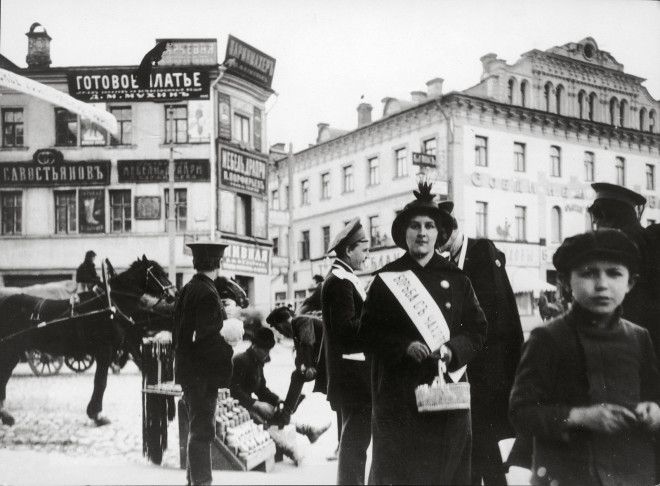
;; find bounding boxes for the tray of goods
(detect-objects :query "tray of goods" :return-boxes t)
[144,381,182,395]
[415,361,470,412]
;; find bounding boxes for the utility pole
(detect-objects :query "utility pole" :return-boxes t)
[168,143,176,282]
[286,143,295,305]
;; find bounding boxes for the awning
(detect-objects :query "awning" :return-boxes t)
[507,268,556,294]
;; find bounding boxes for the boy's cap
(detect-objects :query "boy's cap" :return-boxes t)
[553,229,639,274]
[253,327,276,350]
[327,218,368,254]
[266,306,292,325]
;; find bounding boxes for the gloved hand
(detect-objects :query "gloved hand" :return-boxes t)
[406,341,431,363]
[253,401,276,420]
[635,401,660,432]
[568,403,637,434]
[300,364,317,380]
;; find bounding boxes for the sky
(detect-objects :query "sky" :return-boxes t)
[1,0,659,151]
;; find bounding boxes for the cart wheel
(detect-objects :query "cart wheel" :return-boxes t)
[64,354,95,373]
[25,350,64,376]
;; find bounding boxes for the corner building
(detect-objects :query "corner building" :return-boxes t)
[270,37,660,316]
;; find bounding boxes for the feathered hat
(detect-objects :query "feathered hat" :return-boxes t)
[391,181,454,250]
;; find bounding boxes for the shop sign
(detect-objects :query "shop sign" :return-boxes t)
[117,159,210,183]
[218,93,232,140]
[78,189,105,233]
[219,147,267,196]
[32,148,64,165]
[67,67,210,102]
[134,196,161,220]
[224,35,276,89]
[0,160,110,187]
[412,152,436,167]
[183,234,270,274]
[156,38,218,66]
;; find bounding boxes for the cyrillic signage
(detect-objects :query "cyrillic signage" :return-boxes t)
[221,240,271,275]
[219,146,267,196]
[224,35,276,89]
[67,68,210,102]
[0,161,110,187]
[156,39,218,66]
[412,152,436,167]
[117,159,210,183]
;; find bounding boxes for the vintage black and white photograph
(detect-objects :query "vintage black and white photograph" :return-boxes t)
[0,0,659,484]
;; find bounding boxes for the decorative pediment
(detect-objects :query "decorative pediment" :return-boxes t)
[546,37,624,72]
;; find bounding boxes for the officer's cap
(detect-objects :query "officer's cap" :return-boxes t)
[552,229,639,274]
[327,218,368,254]
[186,242,228,260]
[591,182,646,207]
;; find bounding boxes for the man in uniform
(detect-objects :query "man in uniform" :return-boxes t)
[438,202,524,486]
[172,242,234,486]
[320,217,371,485]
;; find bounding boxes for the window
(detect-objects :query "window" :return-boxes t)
[650,110,656,133]
[476,201,488,238]
[273,237,279,256]
[321,172,330,199]
[619,100,627,128]
[513,142,525,172]
[342,165,354,193]
[233,113,250,145]
[544,82,552,112]
[110,107,132,145]
[395,148,408,177]
[515,206,527,242]
[646,164,655,191]
[164,188,187,232]
[551,206,562,243]
[55,108,78,146]
[283,185,289,210]
[507,78,515,104]
[555,85,564,115]
[109,190,131,233]
[271,189,280,210]
[422,138,437,156]
[301,179,310,205]
[251,198,267,238]
[520,81,528,108]
[165,105,188,144]
[475,136,488,167]
[368,157,380,186]
[2,109,24,147]
[578,90,586,119]
[550,146,561,177]
[236,194,251,236]
[322,226,330,253]
[609,98,618,126]
[55,190,77,234]
[1,191,21,235]
[615,157,625,185]
[219,190,236,233]
[588,92,597,121]
[639,108,647,131]
[275,291,286,303]
[81,119,107,146]
[369,215,381,247]
[299,230,310,261]
[584,152,595,182]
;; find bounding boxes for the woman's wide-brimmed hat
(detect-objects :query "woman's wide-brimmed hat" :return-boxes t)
[391,181,455,250]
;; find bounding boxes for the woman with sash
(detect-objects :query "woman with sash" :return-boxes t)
[359,182,487,484]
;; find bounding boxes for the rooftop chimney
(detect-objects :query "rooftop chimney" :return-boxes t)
[357,102,373,128]
[316,123,329,144]
[480,53,506,79]
[426,78,444,98]
[26,22,52,69]
[411,91,427,104]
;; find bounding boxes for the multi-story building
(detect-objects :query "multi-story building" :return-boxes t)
[269,37,660,315]
[0,25,275,312]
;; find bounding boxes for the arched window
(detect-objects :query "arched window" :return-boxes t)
[551,206,562,243]
[520,81,528,108]
[609,97,619,126]
[650,110,657,133]
[544,82,553,112]
[507,78,516,104]
[555,84,564,115]
[619,99,627,128]
[588,92,597,121]
[639,107,647,131]
[578,90,586,119]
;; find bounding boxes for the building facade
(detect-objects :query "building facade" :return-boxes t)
[270,37,660,314]
[0,26,275,312]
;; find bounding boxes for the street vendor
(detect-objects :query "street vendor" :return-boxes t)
[172,242,233,486]
[358,181,487,485]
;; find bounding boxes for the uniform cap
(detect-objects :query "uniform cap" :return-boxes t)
[186,242,228,260]
[327,217,368,254]
[591,182,646,207]
[552,229,639,274]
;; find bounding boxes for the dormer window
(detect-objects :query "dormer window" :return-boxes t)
[583,43,595,60]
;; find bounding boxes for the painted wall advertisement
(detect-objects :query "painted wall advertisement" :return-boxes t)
[156,39,218,66]
[117,159,210,183]
[223,35,276,89]
[78,189,105,233]
[187,100,211,143]
[134,196,161,220]
[219,147,267,196]
[218,93,232,140]
[67,67,210,102]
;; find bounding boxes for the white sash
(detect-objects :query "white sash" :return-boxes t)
[332,263,367,361]
[380,270,465,382]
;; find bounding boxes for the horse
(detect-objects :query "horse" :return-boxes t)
[0,255,175,427]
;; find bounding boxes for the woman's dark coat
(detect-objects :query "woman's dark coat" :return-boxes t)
[359,252,487,485]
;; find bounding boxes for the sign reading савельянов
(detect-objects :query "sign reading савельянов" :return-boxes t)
[67,68,210,102]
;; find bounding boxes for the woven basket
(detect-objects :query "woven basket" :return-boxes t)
[415,360,471,412]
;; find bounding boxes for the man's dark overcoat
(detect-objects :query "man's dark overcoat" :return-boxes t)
[230,347,280,410]
[319,258,370,410]
[359,252,487,485]
[172,273,233,389]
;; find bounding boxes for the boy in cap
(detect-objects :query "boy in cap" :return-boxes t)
[509,229,660,486]
[173,242,233,486]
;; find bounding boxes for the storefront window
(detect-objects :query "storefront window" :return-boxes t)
[164,188,187,232]
[55,190,77,234]
[55,108,78,146]
[1,191,22,235]
[109,190,132,233]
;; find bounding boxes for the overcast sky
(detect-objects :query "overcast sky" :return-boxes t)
[2,0,659,150]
